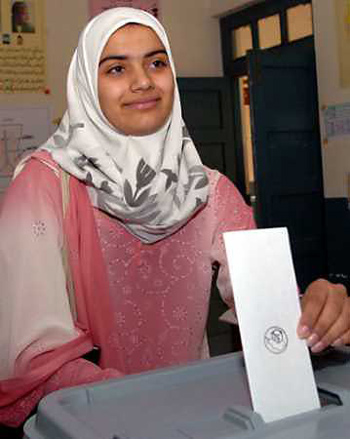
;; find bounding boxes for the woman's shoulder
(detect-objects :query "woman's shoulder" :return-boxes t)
[202,167,254,228]
[204,166,220,183]
[15,150,60,178]
[2,150,62,208]
[204,166,242,199]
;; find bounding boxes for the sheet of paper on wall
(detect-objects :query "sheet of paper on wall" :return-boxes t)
[0,106,53,199]
[323,103,350,140]
[223,227,320,423]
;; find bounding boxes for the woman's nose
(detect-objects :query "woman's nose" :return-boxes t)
[130,66,154,92]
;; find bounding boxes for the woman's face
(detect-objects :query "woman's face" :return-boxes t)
[98,24,175,136]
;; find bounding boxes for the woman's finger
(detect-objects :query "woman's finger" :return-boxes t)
[310,299,350,352]
[297,279,329,339]
[297,279,348,352]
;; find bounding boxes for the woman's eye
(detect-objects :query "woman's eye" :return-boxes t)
[107,65,124,75]
[151,59,168,69]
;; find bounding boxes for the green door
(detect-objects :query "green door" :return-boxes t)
[247,38,327,291]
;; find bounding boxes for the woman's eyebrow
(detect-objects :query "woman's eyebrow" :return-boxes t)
[99,49,167,67]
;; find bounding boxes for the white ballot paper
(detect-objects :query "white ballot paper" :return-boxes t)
[223,227,320,423]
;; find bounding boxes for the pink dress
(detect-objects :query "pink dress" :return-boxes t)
[93,167,254,374]
[0,154,254,426]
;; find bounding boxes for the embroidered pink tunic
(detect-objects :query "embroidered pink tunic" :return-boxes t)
[0,159,254,426]
[93,167,254,374]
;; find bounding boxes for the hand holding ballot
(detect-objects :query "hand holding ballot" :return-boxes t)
[298,278,350,353]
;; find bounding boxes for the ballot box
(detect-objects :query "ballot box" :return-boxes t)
[24,348,350,439]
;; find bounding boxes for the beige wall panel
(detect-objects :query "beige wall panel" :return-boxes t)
[161,0,222,77]
[45,0,89,118]
[210,0,263,17]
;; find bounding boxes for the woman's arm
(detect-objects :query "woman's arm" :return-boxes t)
[0,358,121,427]
[210,173,255,311]
[0,159,122,427]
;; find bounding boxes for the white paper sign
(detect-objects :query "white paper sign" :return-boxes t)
[223,227,320,423]
[0,105,53,198]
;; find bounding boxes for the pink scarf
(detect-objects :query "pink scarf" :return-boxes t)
[0,152,123,406]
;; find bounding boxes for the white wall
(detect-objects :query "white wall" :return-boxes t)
[210,0,263,17]
[312,0,350,198]
[161,0,222,78]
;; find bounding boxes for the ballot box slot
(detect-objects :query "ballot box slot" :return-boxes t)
[311,347,350,371]
[317,387,342,407]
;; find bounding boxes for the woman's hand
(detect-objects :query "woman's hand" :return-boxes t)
[297,278,350,352]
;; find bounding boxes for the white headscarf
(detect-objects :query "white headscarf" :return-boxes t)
[42,7,209,243]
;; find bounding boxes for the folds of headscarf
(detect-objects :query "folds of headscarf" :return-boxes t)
[42,7,209,243]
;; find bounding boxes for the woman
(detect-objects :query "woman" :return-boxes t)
[0,7,349,429]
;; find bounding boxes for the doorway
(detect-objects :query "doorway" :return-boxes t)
[220,0,328,290]
[221,0,314,200]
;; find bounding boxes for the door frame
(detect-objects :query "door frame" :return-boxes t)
[220,0,313,201]
[220,0,312,77]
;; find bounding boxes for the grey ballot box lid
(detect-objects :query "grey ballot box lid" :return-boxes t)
[24,348,350,439]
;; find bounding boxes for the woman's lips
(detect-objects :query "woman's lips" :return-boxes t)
[124,97,160,110]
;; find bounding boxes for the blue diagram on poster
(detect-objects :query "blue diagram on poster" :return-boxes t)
[0,106,52,198]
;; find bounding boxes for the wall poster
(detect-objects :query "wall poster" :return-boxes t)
[0,0,47,93]
[89,0,159,19]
